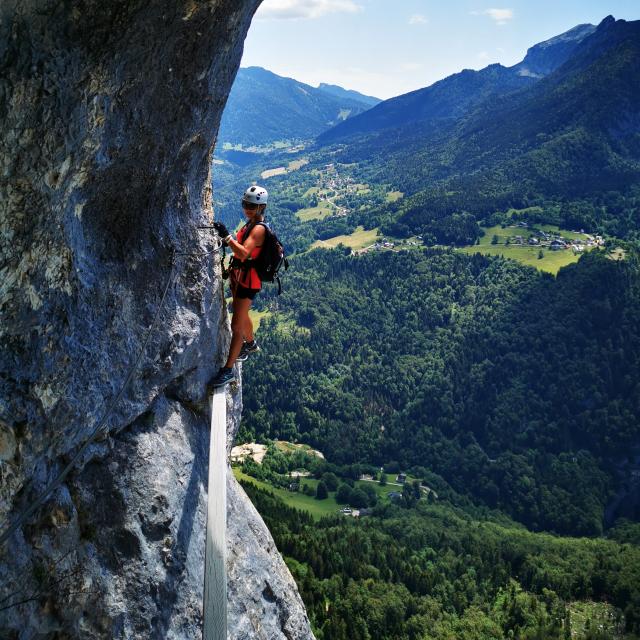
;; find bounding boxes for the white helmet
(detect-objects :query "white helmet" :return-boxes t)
[242,185,268,205]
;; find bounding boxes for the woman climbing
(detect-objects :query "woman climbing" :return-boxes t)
[209,185,268,388]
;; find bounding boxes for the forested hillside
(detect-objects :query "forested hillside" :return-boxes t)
[243,483,640,640]
[316,17,640,243]
[218,14,640,640]
[213,19,640,254]
[319,23,595,143]
[242,248,640,536]
[217,67,376,147]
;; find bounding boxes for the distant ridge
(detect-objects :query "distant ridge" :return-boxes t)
[318,64,535,143]
[309,16,640,243]
[512,23,597,77]
[318,22,597,144]
[317,83,382,108]
[217,67,377,147]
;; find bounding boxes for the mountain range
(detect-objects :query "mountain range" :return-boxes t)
[235,15,640,540]
[319,22,597,143]
[311,16,640,241]
[217,66,381,147]
[214,16,640,246]
[216,16,640,638]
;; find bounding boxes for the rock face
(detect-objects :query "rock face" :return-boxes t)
[512,23,596,77]
[0,1,314,637]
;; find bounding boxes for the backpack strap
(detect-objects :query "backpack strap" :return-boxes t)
[237,221,254,245]
[238,221,268,250]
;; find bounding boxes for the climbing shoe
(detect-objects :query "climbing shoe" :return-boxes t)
[237,340,260,362]
[207,367,236,390]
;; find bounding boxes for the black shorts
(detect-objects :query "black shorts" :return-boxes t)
[235,284,260,300]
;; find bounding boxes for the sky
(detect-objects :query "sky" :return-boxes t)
[241,0,640,99]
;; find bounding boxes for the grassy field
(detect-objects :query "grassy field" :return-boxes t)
[608,247,627,261]
[233,468,409,520]
[535,224,586,241]
[296,200,335,222]
[357,477,405,500]
[275,441,323,457]
[386,191,404,203]
[261,157,309,180]
[261,166,287,179]
[312,226,380,251]
[458,244,581,274]
[248,307,271,331]
[233,468,341,519]
[458,224,597,275]
[288,158,309,171]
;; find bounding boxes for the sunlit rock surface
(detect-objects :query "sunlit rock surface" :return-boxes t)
[0,1,313,637]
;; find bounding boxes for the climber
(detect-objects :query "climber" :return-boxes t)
[208,185,268,389]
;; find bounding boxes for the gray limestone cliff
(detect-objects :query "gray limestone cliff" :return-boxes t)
[0,1,314,637]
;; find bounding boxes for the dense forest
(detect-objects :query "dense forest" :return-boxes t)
[242,481,640,640]
[213,128,640,254]
[241,248,640,536]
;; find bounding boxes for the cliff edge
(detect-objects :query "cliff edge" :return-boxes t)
[0,1,314,637]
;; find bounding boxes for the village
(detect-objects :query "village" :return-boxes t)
[311,163,373,217]
[309,168,606,257]
[352,223,606,260]
[231,440,437,520]
[497,221,606,252]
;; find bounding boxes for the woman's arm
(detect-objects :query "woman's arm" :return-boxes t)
[228,224,266,261]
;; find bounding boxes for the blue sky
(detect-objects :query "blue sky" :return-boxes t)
[241,0,640,99]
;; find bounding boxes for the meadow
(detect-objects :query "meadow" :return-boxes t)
[311,225,379,250]
[233,467,412,520]
[457,224,598,275]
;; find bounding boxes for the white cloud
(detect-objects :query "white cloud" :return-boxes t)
[477,51,490,61]
[471,8,514,26]
[256,0,363,20]
[408,14,428,25]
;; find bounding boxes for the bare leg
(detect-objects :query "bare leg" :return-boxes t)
[244,311,254,344]
[225,296,253,368]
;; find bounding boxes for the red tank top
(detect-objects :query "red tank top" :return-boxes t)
[232,223,263,289]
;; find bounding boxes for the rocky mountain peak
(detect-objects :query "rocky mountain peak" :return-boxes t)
[513,23,596,77]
